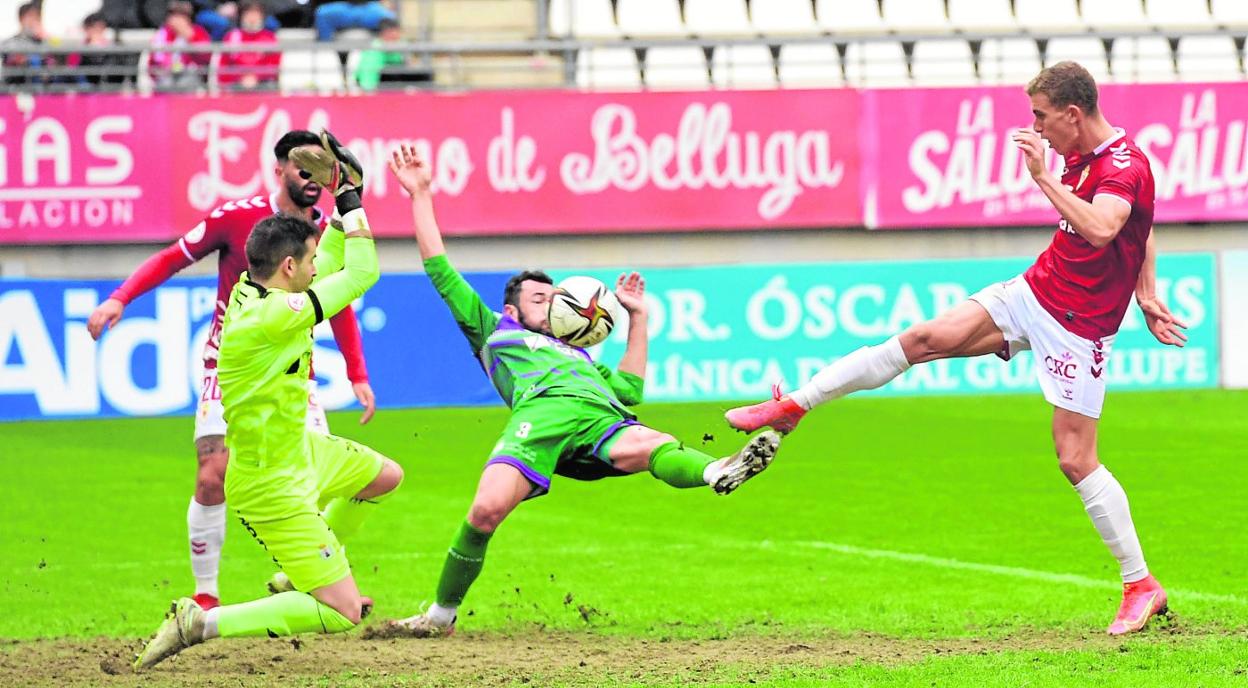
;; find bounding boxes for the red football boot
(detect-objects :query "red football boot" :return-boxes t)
[1107,574,1168,635]
[724,384,808,434]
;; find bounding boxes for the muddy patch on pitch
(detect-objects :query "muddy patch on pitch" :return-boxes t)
[0,626,1226,687]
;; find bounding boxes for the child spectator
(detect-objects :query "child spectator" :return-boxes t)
[219,1,279,89]
[151,1,212,89]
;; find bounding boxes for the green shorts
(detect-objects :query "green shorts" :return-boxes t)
[227,432,386,592]
[486,394,637,499]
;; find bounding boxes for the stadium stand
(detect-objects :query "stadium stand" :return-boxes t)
[910,38,977,87]
[947,0,1018,34]
[1211,0,1248,29]
[684,0,753,38]
[1081,0,1153,32]
[749,0,819,36]
[711,43,777,88]
[616,0,686,37]
[978,37,1044,86]
[777,41,843,87]
[1013,0,1086,33]
[1175,34,1243,82]
[548,0,619,38]
[814,0,886,35]
[1109,35,1176,83]
[880,0,951,35]
[643,44,710,88]
[576,45,642,89]
[843,39,909,87]
[1044,36,1112,83]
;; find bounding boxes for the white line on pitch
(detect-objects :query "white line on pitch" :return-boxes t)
[0,186,142,201]
[781,539,1248,606]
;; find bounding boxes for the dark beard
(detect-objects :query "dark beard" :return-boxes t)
[286,178,319,209]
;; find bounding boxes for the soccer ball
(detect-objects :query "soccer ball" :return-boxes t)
[548,275,620,348]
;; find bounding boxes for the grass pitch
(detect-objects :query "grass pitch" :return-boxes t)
[2,391,1246,686]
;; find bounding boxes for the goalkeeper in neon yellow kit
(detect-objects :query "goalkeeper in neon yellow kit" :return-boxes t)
[135,132,403,670]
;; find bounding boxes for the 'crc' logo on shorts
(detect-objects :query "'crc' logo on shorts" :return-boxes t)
[1044,355,1078,380]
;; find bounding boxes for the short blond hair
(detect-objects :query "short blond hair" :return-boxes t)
[1027,61,1099,115]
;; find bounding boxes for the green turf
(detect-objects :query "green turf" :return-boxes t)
[2,390,1246,684]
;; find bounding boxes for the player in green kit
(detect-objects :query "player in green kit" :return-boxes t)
[135,132,402,670]
[367,145,781,639]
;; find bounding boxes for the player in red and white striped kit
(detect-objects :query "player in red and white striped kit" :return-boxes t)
[87,130,376,611]
[726,62,1186,635]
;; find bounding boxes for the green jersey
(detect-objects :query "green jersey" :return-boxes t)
[424,254,644,412]
[218,219,380,490]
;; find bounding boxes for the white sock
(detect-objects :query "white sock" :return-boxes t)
[202,608,220,640]
[1074,465,1149,583]
[702,459,725,486]
[427,602,457,626]
[187,498,226,598]
[789,336,912,410]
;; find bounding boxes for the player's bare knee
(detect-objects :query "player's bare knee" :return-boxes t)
[358,459,403,499]
[900,324,939,362]
[467,501,508,533]
[330,598,363,625]
[1056,449,1098,483]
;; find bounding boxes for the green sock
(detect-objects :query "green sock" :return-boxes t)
[215,591,355,637]
[434,520,492,607]
[648,441,717,488]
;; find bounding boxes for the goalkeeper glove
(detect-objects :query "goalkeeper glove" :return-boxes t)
[290,129,365,215]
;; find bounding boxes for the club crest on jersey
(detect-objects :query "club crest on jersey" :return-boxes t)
[1075,166,1091,191]
[286,293,307,312]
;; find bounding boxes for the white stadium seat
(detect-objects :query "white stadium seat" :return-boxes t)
[1080,0,1151,32]
[1176,35,1243,82]
[1044,37,1110,83]
[617,0,687,37]
[978,37,1043,86]
[947,0,1020,34]
[644,46,710,89]
[549,0,621,38]
[1145,0,1214,31]
[844,40,910,87]
[1211,0,1248,29]
[1109,36,1174,83]
[750,0,820,35]
[576,47,642,89]
[881,0,952,34]
[712,44,777,88]
[1014,0,1087,33]
[685,0,753,37]
[778,42,845,87]
[279,50,345,94]
[816,0,886,35]
[40,0,99,41]
[911,39,978,86]
[0,8,18,43]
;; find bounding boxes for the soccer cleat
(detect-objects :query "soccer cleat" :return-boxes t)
[191,593,219,611]
[266,571,296,596]
[1107,574,1168,635]
[361,611,456,640]
[711,430,781,496]
[134,597,206,671]
[724,384,807,435]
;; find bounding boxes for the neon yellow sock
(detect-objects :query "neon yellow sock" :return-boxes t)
[322,497,376,545]
[215,591,354,637]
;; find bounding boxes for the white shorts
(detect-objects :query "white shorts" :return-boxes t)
[970,276,1114,419]
[194,371,330,440]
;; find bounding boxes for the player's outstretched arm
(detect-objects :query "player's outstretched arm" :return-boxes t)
[388,143,445,260]
[1012,128,1131,248]
[614,272,649,379]
[87,234,210,339]
[1135,229,1188,347]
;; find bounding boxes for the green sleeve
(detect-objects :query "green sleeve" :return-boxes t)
[314,224,345,276]
[595,363,645,406]
[424,254,500,352]
[263,231,378,338]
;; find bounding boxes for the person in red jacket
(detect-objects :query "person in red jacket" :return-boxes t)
[88,130,377,611]
[150,1,212,89]
[219,2,279,89]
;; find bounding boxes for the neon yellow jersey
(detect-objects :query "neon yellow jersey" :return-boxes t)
[217,215,379,515]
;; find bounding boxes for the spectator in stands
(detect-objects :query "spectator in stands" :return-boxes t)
[3,2,63,86]
[75,12,133,87]
[151,1,213,89]
[219,1,280,89]
[193,1,280,42]
[314,0,397,42]
[354,18,405,91]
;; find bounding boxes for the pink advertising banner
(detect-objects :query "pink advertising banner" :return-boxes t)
[3,83,1246,243]
[867,82,1248,229]
[0,94,175,242]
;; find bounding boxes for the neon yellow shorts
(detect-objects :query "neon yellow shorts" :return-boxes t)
[228,432,386,592]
